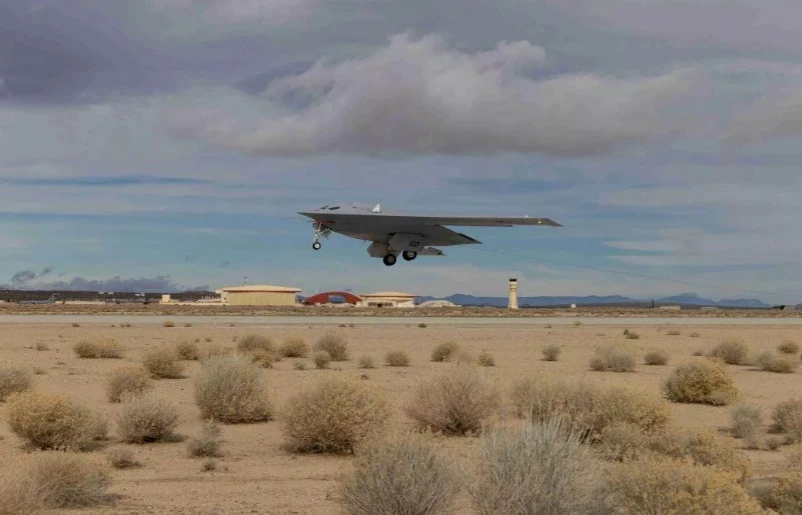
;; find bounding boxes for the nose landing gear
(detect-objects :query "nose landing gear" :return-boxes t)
[313,241,321,250]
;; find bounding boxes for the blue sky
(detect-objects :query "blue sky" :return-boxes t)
[2,0,802,302]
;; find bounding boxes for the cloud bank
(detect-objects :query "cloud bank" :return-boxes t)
[2,275,209,293]
[170,32,700,157]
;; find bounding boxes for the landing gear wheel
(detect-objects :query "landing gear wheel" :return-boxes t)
[383,254,397,266]
[312,241,321,250]
[402,250,417,261]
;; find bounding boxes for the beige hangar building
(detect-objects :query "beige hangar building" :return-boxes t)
[358,291,418,308]
[220,284,301,306]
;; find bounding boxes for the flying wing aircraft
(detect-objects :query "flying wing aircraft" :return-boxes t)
[298,203,561,266]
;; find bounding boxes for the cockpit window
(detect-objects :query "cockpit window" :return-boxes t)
[328,206,340,210]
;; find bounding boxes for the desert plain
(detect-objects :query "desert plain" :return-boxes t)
[2,315,802,513]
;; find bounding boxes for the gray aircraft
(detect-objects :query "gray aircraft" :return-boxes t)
[298,203,561,266]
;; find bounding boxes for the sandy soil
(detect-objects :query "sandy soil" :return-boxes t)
[2,320,802,513]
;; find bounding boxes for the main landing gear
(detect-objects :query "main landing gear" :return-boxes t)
[383,254,397,266]
[402,250,417,261]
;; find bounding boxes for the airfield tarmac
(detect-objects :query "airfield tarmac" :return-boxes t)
[1,315,802,512]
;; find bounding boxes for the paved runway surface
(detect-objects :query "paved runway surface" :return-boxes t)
[1,315,802,326]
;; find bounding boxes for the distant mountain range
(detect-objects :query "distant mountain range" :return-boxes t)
[417,292,777,309]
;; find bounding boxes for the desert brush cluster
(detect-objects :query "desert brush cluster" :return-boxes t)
[1,322,802,512]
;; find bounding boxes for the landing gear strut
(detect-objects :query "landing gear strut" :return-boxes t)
[312,222,324,250]
[383,254,397,266]
[402,250,417,261]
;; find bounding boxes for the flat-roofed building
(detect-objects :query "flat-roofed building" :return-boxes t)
[359,291,417,308]
[221,284,301,306]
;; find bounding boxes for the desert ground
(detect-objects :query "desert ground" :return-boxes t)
[2,317,802,513]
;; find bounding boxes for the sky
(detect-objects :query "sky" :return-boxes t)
[2,0,802,302]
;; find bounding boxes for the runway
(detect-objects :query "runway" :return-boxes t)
[1,315,802,326]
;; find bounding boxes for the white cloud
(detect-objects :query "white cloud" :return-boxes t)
[169,32,700,157]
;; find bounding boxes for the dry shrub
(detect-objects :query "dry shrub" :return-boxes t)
[773,398,802,442]
[187,420,222,458]
[250,349,277,368]
[511,378,670,439]
[358,356,375,369]
[756,351,798,373]
[6,392,104,450]
[73,338,124,359]
[313,351,331,369]
[162,320,174,327]
[753,473,802,514]
[237,334,275,353]
[340,433,461,515]
[315,333,349,361]
[625,330,641,340]
[117,394,179,443]
[431,341,460,362]
[197,342,233,361]
[598,422,650,462]
[512,378,595,424]
[606,457,763,514]
[708,338,749,365]
[690,332,701,338]
[666,328,681,336]
[0,451,112,511]
[477,351,495,367]
[280,337,309,358]
[647,428,748,478]
[404,365,500,435]
[589,345,636,372]
[780,339,800,355]
[643,350,669,366]
[585,386,671,438]
[106,366,153,403]
[142,346,185,379]
[663,360,738,405]
[542,344,561,361]
[293,361,307,371]
[106,448,140,469]
[0,367,32,401]
[194,355,273,423]
[731,405,763,448]
[385,350,410,367]
[693,349,705,356]
[174,340,199,360]
[471,417,599,515]
[283,377,391,453]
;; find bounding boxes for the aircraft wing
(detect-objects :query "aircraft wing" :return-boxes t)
[415,215,562,227]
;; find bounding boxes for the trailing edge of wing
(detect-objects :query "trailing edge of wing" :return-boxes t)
[424,216,562,227]
[419,247,445,256]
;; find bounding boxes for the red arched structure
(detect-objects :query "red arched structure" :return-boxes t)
[302,291,363,305]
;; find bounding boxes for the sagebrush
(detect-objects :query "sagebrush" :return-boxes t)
[106,365,154,403]
[405,365,499,435]
[194,355,273,423]
[283,377,390,454]
[0,367,32,401]
[340,433,461,515]
[663,360,738,405]
[6,392,105,450]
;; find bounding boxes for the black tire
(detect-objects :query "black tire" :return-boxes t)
[312,242,321,250]
[383,254,397,266]
[402,251,417,261]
